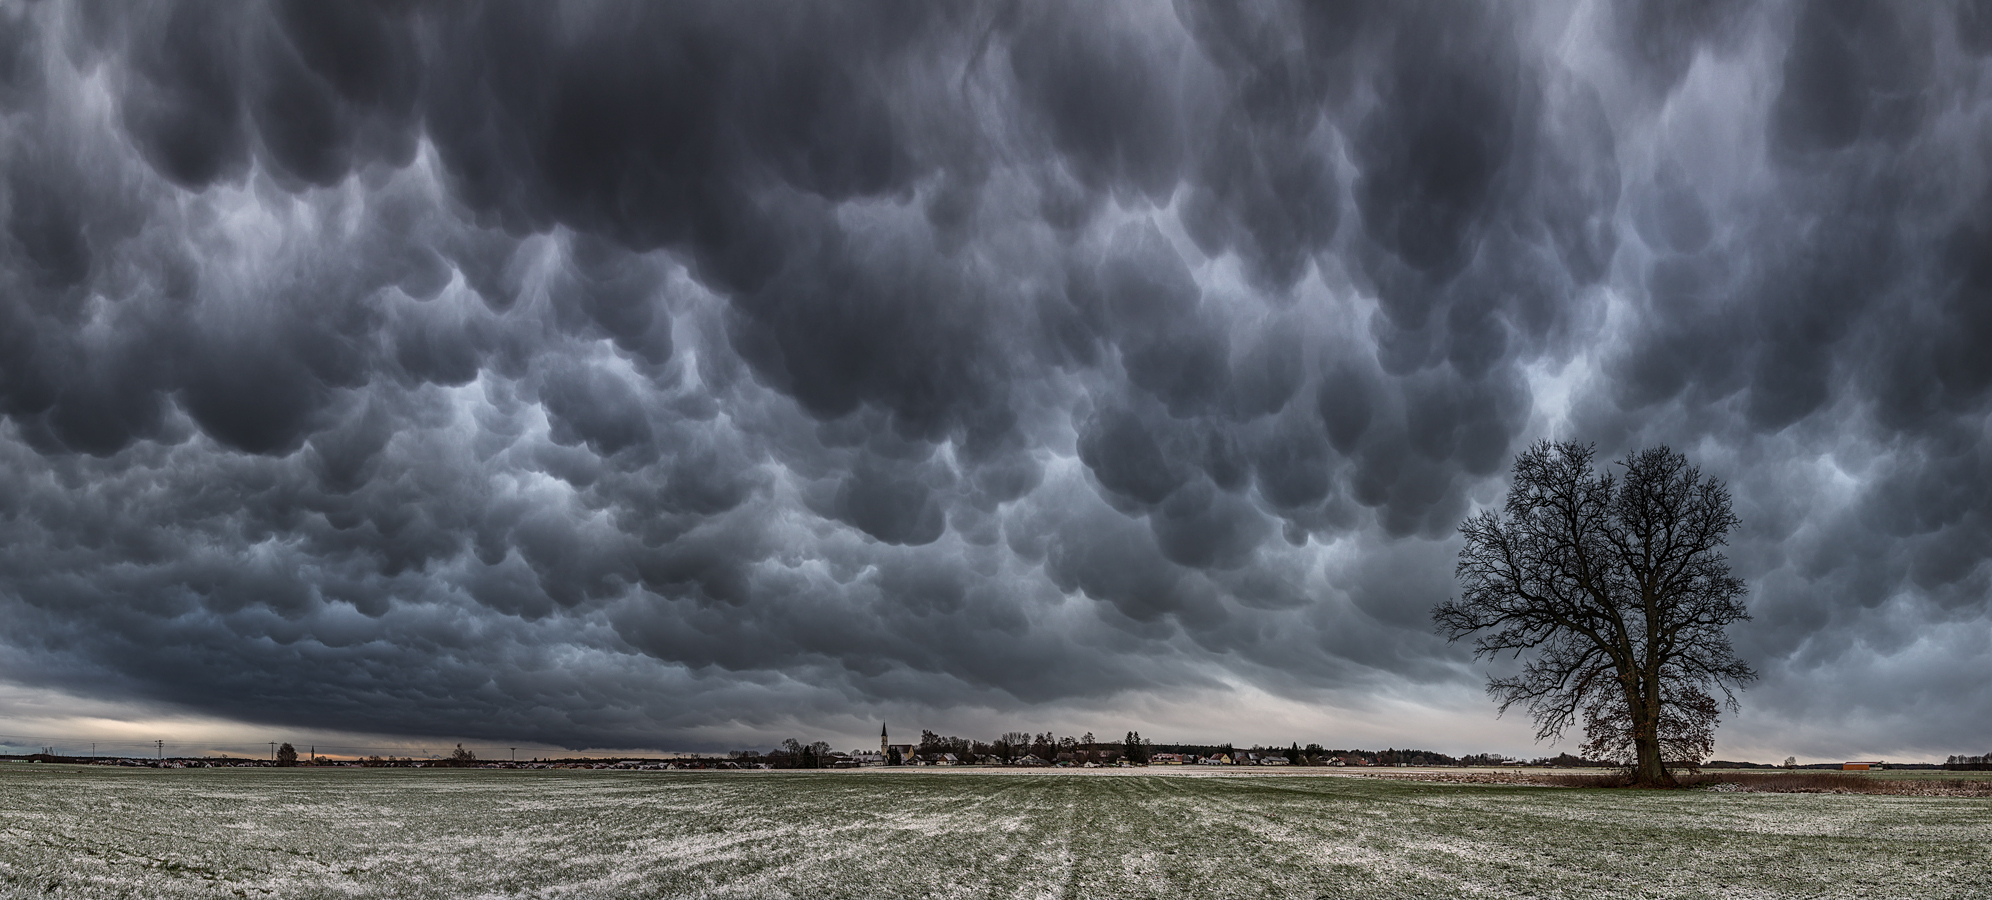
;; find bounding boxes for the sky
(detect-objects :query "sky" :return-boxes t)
[0,0,1988,764]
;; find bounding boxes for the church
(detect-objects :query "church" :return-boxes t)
[880,723,915,765]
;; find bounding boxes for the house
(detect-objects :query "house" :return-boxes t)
[1260,756,1289,766]
[1150,753,1185,765]
[1197,755,1231,766]
[1842,761,1885,771]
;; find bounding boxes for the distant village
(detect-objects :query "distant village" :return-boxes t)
[731,727,1481,770]
[0,734,1485,771]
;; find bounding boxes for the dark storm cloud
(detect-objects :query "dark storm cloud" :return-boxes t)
[0,0,1988,756]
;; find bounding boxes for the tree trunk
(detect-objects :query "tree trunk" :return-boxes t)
[1632,727,1669,786]
[1630,692,1673,787]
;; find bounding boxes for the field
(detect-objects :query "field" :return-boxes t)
[2,764,1989,899]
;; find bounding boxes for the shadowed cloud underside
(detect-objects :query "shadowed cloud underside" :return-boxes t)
[0,0,1988,757]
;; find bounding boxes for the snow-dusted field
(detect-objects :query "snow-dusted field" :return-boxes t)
[2,764,1988,899]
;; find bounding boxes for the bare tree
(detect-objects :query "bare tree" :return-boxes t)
[1433,442,1756,787]
[1122,731,1149,765]
[997,731,1031,764]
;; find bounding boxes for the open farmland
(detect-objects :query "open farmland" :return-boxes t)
[2,765,1988,899]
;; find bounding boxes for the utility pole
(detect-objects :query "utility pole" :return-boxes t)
[510,748,516,763]
[155,739,162,760]
[269,741,276,762]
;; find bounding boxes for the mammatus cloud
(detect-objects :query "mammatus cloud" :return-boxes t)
[0,0,1986,759]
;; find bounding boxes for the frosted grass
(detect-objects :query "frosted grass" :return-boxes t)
[1,764,1988,898]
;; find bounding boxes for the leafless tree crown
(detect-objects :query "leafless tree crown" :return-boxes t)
[1433,441,1756,783]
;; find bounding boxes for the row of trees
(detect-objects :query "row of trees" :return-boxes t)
[913,730,1111,764]
[271,742,481,767]
[740,731,1559,769]
[359,745,479,767]
[1944,754,1992,770]
[748,739,836,769]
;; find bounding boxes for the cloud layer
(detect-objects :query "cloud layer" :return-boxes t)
[0,0,1987,758]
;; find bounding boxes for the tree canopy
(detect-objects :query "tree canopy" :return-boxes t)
[1433,442,1756,786]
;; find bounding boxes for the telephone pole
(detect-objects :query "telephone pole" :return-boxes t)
[155,739,162,760]
[510,748,516,763]
[269,741,276,762]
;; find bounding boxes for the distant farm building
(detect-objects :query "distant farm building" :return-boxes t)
[1842,761,1884,771]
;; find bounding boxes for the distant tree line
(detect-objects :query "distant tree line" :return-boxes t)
[349,744,481,767]
[910,730,1109,765]
[1945,753,1992,771]
[730,731,1610,769]
[756,739,835,769]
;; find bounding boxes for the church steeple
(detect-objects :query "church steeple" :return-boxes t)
[880,722,888,756]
